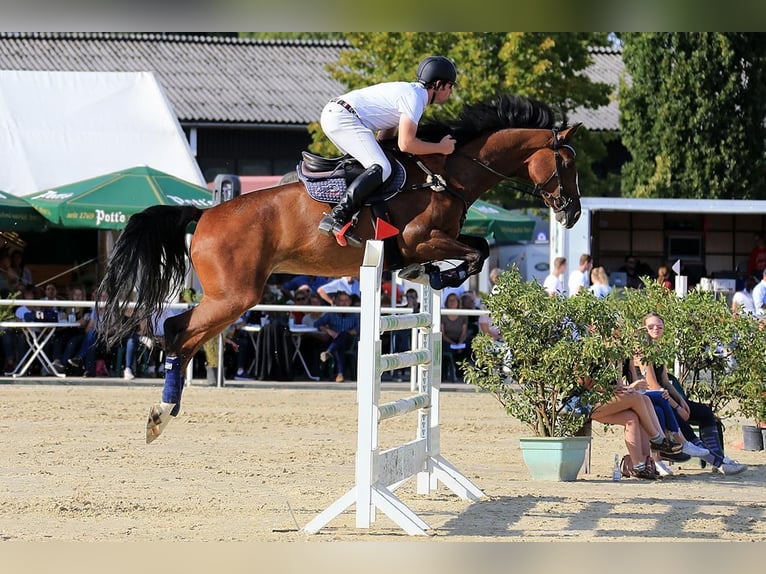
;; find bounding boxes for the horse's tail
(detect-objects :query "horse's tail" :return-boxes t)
[95,205,203,348]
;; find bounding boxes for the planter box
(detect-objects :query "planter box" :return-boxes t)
[518,436,592,481]
[742,425,764,451]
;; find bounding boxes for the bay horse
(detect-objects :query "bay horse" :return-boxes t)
[95,94,583,443]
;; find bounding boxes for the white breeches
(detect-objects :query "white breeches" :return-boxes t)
[320,101,392,180]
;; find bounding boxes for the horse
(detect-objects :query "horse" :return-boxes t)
[94,93,583,443]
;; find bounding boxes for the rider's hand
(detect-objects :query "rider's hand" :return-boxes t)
[440,135,456,155]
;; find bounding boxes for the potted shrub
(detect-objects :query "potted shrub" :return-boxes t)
[462,268,627,481]
[724,314,766,450]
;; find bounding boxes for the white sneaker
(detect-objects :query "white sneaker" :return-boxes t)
[716,462,747,475]
[681,441,710,458]
[123,368,135,380]
[654,460,674,477]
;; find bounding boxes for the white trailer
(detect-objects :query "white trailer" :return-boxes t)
[551,197,766,288]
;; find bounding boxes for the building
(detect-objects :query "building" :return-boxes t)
[0,32,348,187]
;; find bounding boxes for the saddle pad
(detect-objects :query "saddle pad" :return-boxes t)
[298,159,407,204]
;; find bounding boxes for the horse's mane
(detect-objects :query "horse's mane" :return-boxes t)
[417,94,563,146]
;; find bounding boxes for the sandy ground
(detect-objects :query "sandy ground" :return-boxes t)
[1,378,765,542]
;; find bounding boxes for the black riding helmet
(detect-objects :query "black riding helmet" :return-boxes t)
[416,56,457,87]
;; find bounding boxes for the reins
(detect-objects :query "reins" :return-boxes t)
[455,127,576,213]
[398,126,576,225]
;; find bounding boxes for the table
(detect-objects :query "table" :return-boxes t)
[242,323,321,381]
[0,321,81,378]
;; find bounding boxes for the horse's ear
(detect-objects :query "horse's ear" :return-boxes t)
[558,122,583,142]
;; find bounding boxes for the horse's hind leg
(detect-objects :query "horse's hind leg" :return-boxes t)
[146,297,253,443]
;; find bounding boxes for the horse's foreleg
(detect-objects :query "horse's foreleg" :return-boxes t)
[146,299,253,444]
[404,232,490,289]
[457,234,490,277]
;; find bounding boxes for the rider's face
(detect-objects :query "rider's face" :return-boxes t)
[433,81,454,104]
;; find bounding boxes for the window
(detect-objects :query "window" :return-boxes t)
[667,235,703,261]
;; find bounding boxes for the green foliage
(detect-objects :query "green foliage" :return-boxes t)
[618,280,739,415]
[308,32,613,197]
[723,316,766,423]
[462,268,627,437]
[465,271,765,434]
[619,33,766,199]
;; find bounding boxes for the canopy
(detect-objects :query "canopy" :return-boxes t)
[0,70,205,197]
[462,200,536,243]
[0,191,49,232]
[23,166,214,230]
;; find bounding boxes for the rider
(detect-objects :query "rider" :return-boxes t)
[317,55,459,247]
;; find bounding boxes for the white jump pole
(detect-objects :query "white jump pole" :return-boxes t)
[304,240,484,536]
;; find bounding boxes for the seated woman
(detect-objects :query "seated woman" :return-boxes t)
[631,313,713,470]
[590,377,683,480]
[637,312,747,475]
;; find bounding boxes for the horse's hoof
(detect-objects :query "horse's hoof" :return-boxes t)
[399,264,429,285]
[146,403,174,444]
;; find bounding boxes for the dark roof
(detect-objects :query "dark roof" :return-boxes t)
[569,46,625,131]
[0,33,623,131]
[0,32,347,126]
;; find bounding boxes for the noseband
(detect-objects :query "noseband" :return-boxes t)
[464,127,576,213]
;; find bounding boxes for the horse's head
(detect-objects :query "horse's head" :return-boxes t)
[527,123,582,229]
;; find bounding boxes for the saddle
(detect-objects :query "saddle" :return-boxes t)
[296,150,407,205]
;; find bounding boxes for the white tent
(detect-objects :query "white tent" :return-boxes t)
[0,70,204,196]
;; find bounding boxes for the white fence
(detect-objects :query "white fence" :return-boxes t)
[303,240,484,536]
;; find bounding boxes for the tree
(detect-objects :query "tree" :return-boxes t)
[307,32,615,203]
[619,33,766,199]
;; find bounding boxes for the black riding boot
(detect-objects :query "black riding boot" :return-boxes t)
[318,164,383,247]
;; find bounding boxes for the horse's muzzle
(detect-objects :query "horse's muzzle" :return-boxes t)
[557,206,581,229]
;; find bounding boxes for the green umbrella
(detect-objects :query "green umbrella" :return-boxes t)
[23,166,213,230]
[462,199,536,243]
[0,191,49,232]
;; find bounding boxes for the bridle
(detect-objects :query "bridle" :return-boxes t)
[460,127,577,213]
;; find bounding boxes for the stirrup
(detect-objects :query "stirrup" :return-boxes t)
[334,221,363,248]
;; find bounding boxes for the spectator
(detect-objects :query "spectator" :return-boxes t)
[619,255,648,289]
[636,311,746,475]
[588,266,612,299]
[315,290,360,383]
[231,310,259,380]
[629,312,713,474]
[66,290,103,377]
[317,276,360,305]
[297,291,327,374]
[4,284,40,374]
[287,286,313,326]
[9,249,32,288]
[589,379,683,480]
[747,235,766,280]
[442,292,468,381]
[732,276,757,317]
[300,292,326,328]
[665,372,747,475]
[460,290,480,347]
[567,253,593,297]
[280,274,332,301]
[542,256,567,297]
[51,285,91,374]
[478,310,501,342]
[0,248,20,297]
[751,268,766,317]
[656,265,673,290]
